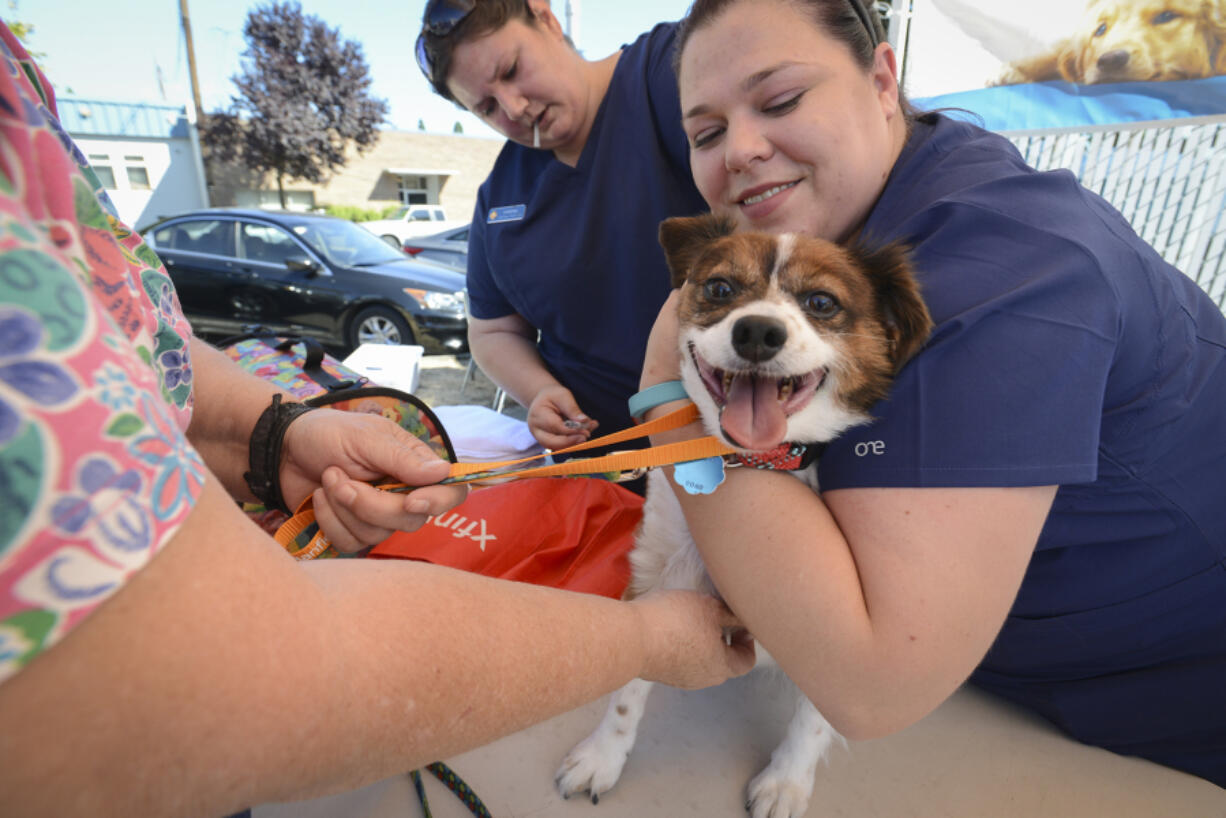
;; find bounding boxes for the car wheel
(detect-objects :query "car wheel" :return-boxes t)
[349,306,414,348]
[380,234,401,249]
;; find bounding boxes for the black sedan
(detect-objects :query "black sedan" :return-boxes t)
[142,208,468,354]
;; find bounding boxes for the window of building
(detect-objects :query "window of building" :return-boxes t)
[88,153,116,189]
[124,156,151,190]
[398,175,429,205]
[126,166,151,190]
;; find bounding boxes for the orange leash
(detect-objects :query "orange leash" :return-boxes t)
[274,403,733,556]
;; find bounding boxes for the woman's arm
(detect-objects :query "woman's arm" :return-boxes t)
[467,312,555,408]
[639,291,1054,738]
[0,473,754,816]
[185,338,465,551]
[468,313,596,448]
[668,465,1054,738]
[184,337,290,501]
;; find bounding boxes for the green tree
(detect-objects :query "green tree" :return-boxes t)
[417,118,426,131]
[202,1,388,208]
[6,3,44,59]
[453,121,464,134]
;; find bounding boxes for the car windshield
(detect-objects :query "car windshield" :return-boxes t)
[292,218,407,267]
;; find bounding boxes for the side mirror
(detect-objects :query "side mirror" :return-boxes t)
[285,255,324,276]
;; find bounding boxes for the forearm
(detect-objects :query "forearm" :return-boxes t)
[469,324,560,409]
[664,463,1047,739]
[185,337,291,500]
[302,560,650,792]
[666,467,890,731]
[0,477,652,815]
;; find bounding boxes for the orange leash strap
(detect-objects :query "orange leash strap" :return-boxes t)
[273,403,734,556]
[432,402,717,483]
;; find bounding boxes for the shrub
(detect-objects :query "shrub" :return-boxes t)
[320,203,389,222]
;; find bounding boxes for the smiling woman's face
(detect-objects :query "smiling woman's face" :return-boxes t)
[678,0,906,243]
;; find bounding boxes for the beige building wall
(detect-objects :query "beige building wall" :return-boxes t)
[208,129,506,222]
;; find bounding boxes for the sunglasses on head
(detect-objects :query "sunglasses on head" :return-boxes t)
[415,0,477,82]
[414,0,883,83]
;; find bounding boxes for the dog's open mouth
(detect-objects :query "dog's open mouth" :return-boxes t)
[689,344,825,451]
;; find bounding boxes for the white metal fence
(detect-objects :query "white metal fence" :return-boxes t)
[1005,119,1226,311]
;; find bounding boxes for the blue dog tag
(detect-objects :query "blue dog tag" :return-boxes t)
[673,456,726,495]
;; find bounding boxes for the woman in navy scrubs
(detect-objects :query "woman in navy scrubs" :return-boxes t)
[636,0,1226,785]
[416,0,708,455]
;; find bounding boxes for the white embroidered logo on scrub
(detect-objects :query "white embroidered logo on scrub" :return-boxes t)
[853,440,886,457]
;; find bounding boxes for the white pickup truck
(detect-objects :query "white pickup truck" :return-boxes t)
[362,205,467,248]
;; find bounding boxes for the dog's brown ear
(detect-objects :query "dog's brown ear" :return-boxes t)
[1208,2,1226,73]
[855,242,934,372]
[658,214,736,288]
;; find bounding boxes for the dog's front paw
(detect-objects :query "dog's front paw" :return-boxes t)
[745,763,816,818]
[554,729,635,804]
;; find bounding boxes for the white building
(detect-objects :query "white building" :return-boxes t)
[56,98,209,231]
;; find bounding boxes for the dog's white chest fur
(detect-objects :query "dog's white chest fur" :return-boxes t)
[630,466,818,612]
[556,467,840,818]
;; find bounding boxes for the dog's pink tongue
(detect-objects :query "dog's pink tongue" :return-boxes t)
[720,374,787,451]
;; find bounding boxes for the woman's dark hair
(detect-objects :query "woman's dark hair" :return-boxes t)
[419,0,537,103]
[674,0,925,122]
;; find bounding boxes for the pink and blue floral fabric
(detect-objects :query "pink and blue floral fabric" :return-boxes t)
[0,24,204,684]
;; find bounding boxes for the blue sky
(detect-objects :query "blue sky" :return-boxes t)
[13,1,695,140]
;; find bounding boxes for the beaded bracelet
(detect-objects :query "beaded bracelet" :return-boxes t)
[627,380,689,422]
[244,394,317,513]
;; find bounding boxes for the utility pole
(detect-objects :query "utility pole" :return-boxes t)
[180,0,206,130]
[179,0,211,205]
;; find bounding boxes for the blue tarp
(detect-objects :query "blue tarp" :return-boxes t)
[914,75,1226,131]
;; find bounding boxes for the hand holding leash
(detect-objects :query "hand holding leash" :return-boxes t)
[280,408,467,553]
[528,383,599,449]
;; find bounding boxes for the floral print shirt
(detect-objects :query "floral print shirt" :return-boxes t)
[0,25,204,685]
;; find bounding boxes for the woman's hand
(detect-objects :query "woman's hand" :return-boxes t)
[630,589,756,689]
[527,384,598,450]
[279,409,468,553]
[640,289,685,391]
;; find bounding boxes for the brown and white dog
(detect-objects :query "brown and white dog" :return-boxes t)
[555,215,933,818]
[995,0,1226,85]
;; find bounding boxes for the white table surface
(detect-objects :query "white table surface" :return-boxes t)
[256,674,1225,817]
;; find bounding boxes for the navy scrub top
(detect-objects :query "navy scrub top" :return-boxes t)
[466,23,708,437]
[818,114,1226,783]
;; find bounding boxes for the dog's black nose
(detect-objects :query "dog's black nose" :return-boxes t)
[1097,50,1130,72]
[732,315,787,362]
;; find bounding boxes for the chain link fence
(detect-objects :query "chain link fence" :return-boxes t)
[1006,120,1226,311]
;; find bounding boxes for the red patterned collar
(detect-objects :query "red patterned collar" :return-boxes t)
[729,442,824,471]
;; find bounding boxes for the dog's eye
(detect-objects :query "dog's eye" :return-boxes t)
[803,291,841,318]
[1152,10,1178,24]
[703,278,736,301]
[1094,22,1107,36]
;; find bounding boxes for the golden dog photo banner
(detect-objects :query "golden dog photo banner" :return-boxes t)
[902,0,1226,131]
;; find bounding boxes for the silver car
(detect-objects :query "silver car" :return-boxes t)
[403,223,469,270]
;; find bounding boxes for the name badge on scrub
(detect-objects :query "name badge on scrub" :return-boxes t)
[487,204,526,224]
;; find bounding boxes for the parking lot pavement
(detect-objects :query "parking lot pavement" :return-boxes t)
[415,354,526,421]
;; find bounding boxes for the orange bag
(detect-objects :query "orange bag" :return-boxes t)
[370,477,641,599]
